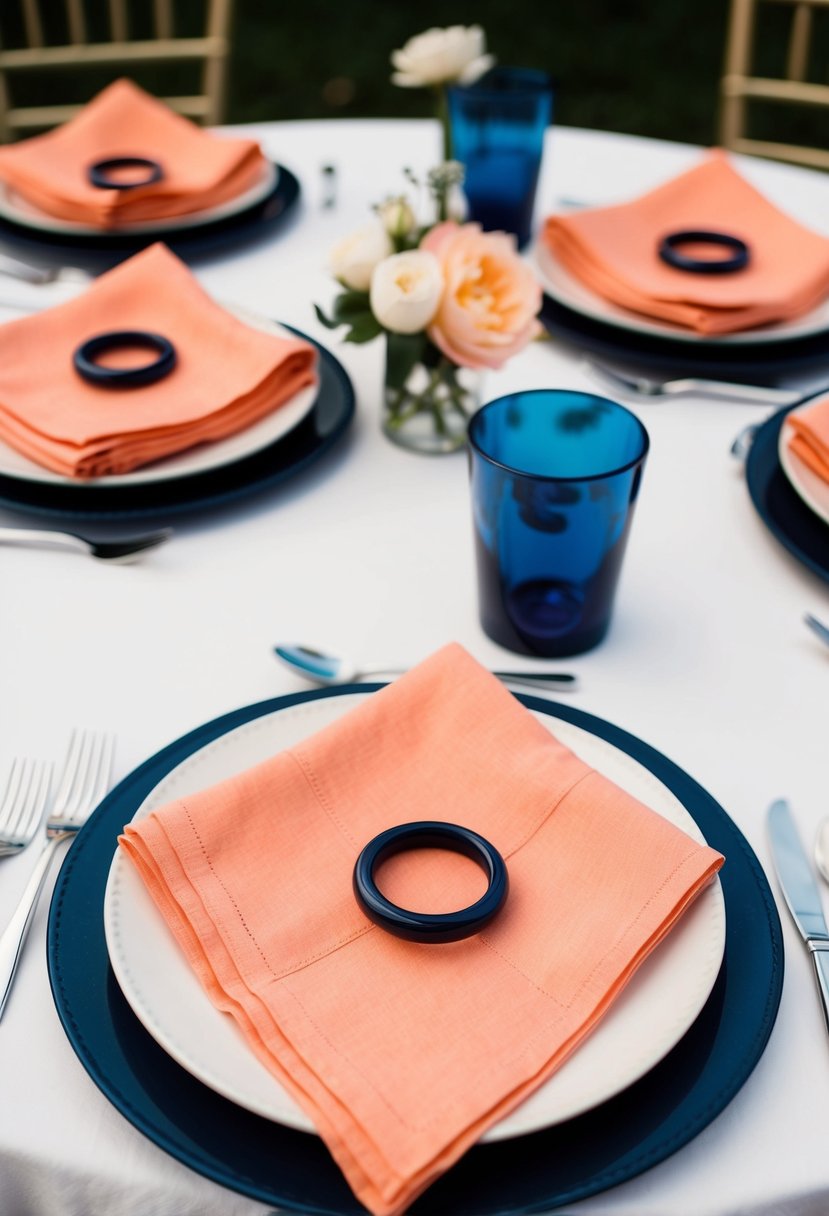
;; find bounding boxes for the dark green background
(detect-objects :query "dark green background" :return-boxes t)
[3,2,828,151]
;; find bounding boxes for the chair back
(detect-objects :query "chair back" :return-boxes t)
[0,0,234,141]
[720,0,829,171]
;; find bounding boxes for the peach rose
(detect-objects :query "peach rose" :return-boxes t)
[420,222,542,370]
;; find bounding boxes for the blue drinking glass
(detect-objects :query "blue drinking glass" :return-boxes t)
[448,67,554,249]
[467,391,649,657]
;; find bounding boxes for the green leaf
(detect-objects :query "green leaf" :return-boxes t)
[384,331,428,390]
[343,314,384,344]
[313,303,341,330]
[331,290,372,322]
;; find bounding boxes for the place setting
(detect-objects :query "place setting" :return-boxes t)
[0,79,301,266]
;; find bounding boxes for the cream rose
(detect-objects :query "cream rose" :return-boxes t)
[329,223,393,292]
[391,25,495,88]
[420,222,542,370]
[370,250,444,334]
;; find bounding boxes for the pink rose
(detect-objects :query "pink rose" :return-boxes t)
[420,221,542,370]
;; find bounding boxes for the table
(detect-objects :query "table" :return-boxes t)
[0,118,827,1216]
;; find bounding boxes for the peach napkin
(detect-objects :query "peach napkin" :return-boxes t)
[542,150,829,335]
[119,643,723,1216]
[787,393,829,483]
[0,79,268,227]
[0,243,317,478]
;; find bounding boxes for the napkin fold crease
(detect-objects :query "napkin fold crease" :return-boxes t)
[119,644,723,1216]
[786,392,829,484]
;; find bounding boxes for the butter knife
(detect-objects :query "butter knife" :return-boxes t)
[767,798,829,1032]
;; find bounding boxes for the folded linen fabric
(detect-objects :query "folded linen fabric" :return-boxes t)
[0,243,317,478]
[0,79,268,227]
[541,150,829,335]
[787,393,829,483]
[119,642,723,1216]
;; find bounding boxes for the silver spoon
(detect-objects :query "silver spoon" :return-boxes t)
[0,525,172,563]
[814,819,829,886]
[274,644,578,692]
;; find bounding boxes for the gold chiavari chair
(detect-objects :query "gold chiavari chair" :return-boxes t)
[720,0,829,171]
[0,0,234,142]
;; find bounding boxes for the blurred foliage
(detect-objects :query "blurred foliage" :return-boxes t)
[1,0,827,152]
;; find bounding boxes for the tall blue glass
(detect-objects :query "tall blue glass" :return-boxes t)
[468,391,649,657]
[448,68,553,249]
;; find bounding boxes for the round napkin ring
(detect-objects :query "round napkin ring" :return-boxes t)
[87,156,164,191]
[658,230,750,275]
[73,331,176,389]
[353,821,509,944]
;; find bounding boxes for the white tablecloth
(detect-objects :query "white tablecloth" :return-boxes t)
[0,119,828,1216]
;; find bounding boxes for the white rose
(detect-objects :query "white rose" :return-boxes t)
[391,25,495,88]
[370,251,443,334]
[329,223,393,291]
[376,197,416,240]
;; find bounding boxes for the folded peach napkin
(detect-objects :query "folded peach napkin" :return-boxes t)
[119,643,723,1216]
[786,393,829,483]
[0,243,317,478]
[542,150,829,335]
[0,79,268,227]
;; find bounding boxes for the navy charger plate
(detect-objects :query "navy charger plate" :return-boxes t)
[745,402,829,584]
[0,326,354,522]
[0,163,300,270]
[540,291,829,379]
[47,686,783,1216]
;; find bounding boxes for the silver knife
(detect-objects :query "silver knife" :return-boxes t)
[767,799,829,1032]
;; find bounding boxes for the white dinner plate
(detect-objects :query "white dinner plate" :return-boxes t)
[0,308,318,488]
[103,692,726,1143]
[534,238,829,346]
[778,394,829,527]
[0,160,278,237]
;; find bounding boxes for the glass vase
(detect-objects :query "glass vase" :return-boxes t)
[382,333,479,455]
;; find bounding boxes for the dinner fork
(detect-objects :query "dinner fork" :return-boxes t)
[0,526,172,563]
[585,360,802,407]
[0,759,51,857]
[0,729,114,1020]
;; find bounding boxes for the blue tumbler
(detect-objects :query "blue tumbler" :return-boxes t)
[467,391,649,657]
[448,67,554,249]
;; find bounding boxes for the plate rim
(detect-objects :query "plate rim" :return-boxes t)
[746,398,829,584]
[0,160,279,237]
[534,236,829,349]
[47,685,784,1216]
[777,400,829,528]
[102,694,725,1142]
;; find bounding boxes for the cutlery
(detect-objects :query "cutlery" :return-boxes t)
[0,525,172,563]
[729,422,758,462]
[0,758,51,858]
[0,729,114,1021]
[0,252,90,287]
[804,613,829,650]
[814,818,829,886]
[767,798,829,1033]
[274,644,578,692]
[586,360,802,407]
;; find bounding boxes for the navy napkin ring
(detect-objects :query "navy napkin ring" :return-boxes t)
[87,156,164,191]
[353,821,509,944]
[658,230,750,275]
[73,331,176,389]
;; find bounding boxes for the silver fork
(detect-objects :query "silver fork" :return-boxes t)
[0,729,114,1020]
[0,759,51,857]
[585,360,802,407]
[0,526,172,563]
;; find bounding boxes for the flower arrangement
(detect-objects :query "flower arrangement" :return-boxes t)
[316,166,542,454]
[391,25,494,159]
